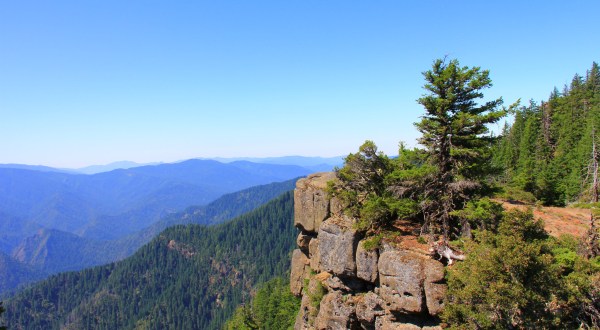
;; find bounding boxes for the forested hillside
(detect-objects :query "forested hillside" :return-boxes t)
[494,62,600,205]
[3,191,296,330]
[0,179,296,295]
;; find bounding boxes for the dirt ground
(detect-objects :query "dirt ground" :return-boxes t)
[501,201,592,238]
[388,201,593,254]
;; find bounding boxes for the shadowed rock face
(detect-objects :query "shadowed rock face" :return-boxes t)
[297,232,313,254]
[291,172,445,330]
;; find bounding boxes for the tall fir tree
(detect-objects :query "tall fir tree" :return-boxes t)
[414,58,507,240]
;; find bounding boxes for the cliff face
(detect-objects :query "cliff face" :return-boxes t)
[290,173,445,330]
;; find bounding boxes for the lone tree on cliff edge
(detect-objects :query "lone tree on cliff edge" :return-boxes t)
[415,58,508,241]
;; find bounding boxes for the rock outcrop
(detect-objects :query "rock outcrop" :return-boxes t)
[290,173,446,330]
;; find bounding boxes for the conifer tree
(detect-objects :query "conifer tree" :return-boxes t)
[415,58,507,240]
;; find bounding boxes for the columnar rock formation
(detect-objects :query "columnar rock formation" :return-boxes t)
[291,173,446,330]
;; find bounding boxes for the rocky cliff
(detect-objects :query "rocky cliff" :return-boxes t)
[290,172,445,330]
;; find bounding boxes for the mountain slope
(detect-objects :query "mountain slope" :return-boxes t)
[0,251,45,295]
[0,159,310,244]
[11,228,115,275]
[3,179,297,294]
[4,191,297,330]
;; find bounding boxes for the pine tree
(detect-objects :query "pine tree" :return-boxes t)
[414,58,507,240]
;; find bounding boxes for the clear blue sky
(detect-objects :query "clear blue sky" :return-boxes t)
[1,1,599,168]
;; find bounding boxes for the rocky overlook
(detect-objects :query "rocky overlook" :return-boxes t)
[290,172,445,330]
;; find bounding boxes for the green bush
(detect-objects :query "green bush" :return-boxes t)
[499,186,537,204]
[443,210,600,329]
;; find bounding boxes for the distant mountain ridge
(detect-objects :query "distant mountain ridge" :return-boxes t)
[0,159,308,239]
[0,155,345,175]
[0,164,76,174]
[206,155,344,166]
[206,155,344,172]
[76,160,162,174]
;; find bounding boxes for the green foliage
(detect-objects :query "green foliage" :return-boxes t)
[224,277,300,330]
[450,198,504,235]
[413,58,508,239]
[355,196,418,233]
[329,141,404,234]
[331,59,510,240]
[308,281,326,311]
[362,233,384,250]
[3,192,296,330]
[571,201,600,209]
[443,210,600,329]
[361,230,402,250]
[498,186,537,204]
[443,210,557,329]
[494,62,600,205]
[224,305,258,330]
[334,140,392,208]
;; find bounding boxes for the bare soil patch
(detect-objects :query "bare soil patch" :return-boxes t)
[500,201,592,238]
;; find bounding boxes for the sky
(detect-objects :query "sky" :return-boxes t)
[1,1,599,168]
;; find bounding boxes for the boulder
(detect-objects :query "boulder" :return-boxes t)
[356,292,385,324]
[290,249,310,296]
[378,250,446,315]
[314,291,356,330]
[378,251,425,313]
[317,216,359,276]
[356,240,379,283]
[294,172,336,233]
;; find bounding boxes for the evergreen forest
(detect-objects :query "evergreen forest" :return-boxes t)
[2,192,296,330]
[494,62,600,206]
[224,277,300,330]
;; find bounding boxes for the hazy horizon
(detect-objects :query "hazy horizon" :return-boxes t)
[0,154,346,169]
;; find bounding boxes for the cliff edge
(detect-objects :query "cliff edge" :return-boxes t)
[290,172,445,330]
